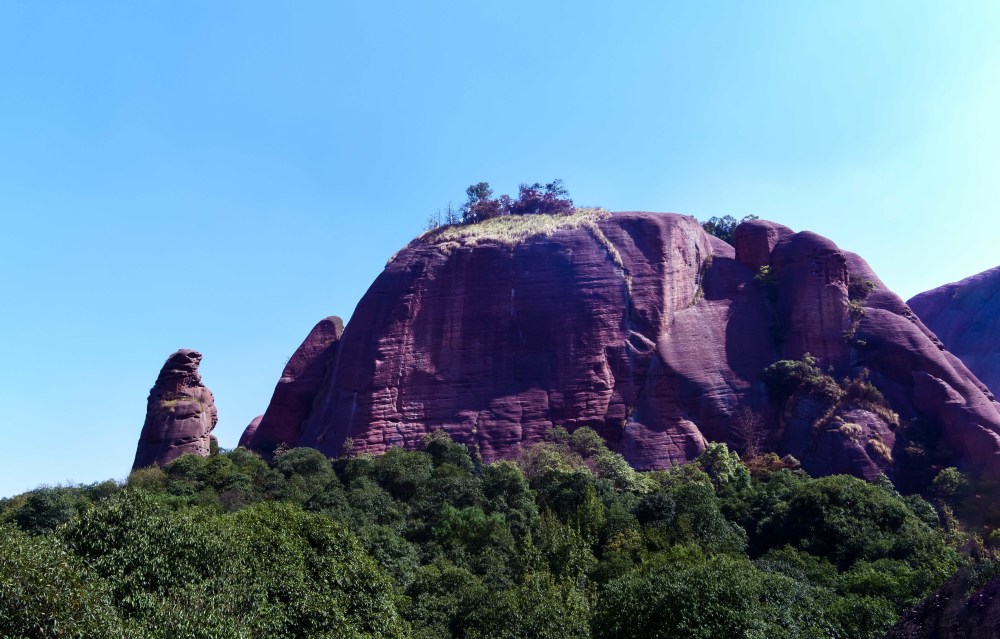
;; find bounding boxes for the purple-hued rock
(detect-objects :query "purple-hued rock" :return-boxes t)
[733,219,793,272]
[132,349,218,469]
[909,265,1000,398]
[238,415,263,449]
[886,573,1000,639]
[241,316,343,457]
[254,212,1000,483]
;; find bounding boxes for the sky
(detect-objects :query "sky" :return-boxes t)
[2,1,999,497]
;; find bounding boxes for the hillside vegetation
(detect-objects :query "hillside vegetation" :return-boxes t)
[0,431,984,639]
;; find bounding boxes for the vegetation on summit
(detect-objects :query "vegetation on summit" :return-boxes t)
[701,214,760,244]
[4,428,994,639]
[426,179,576,232]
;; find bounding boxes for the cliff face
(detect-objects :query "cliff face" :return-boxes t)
[909,265,1000,398]
[242,212,1000,483]
[242,316,343,457]
[886,573,1000,639]
[133,349,218,469]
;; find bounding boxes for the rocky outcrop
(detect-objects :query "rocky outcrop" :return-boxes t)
[241,316,343,456]
[133,349,218,470]
[908,265,1000,398]
[885,573,1000,639]
[245,212,1000,484]
[238,415,263,449]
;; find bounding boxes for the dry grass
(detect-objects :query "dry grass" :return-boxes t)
[839,422,863,441]
[868,437,893,462]
[412,207,634,295]
[419,208,611,250]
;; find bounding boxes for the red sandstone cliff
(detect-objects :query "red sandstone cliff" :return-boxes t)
[133,349,218,469]
[242,212,1000,483]
[909,265,1000,398]
[885,572,1000,639]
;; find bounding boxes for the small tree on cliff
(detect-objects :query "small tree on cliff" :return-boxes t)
[461,182,504,223]
[508,179,574,216]
[459,179,574,224]
[702,214,759,245]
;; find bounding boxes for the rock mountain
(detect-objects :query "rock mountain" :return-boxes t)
[236,211,1000,486]
[909,265,1000,399]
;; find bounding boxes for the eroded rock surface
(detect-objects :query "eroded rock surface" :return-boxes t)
[241,316,343,456]
[886,573,1000,639]
[247,212,1000,483]
[909,265,1000,398]
[133,349,218,469]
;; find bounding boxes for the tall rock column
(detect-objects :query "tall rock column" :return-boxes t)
[132,349,218,469]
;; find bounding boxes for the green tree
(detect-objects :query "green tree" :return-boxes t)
[701,214,759,245]
[0,523,125,638]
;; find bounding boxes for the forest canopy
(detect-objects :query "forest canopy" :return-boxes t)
[0,430,988,639]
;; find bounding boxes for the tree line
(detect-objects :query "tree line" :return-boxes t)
[427,180,574,230]
[3,426,993,638]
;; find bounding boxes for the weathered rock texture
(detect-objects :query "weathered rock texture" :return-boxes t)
[242,212,1000,483]
[238,415,263,449]
[133,349,218,469]
[242,316,343,456]
[886,573,1000,639]
[909,265,1000,398]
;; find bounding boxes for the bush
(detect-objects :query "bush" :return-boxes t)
[457,180,574,224]
[847,274,877,302]
[701,214,759,245]
[593,547,822,639]
[761,354,842,405]
[14,486,87,534]
[0,523,124,638]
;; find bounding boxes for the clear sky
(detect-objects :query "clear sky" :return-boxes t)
[2,1,999,497]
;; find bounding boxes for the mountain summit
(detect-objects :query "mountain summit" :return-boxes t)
[241,211,1000,487]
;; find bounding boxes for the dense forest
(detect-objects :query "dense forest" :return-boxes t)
[2,429,996,638]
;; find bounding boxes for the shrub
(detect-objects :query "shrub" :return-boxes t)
[848,274,877,302]
[457,180,574,225]
[0,523,124,638]
[701,214,759,245]
[761,354,842,405]
[14,486,87,534]
[507,180,574,217]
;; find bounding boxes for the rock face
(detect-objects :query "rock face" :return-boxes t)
[886,573,1000,639]
[133,349,218,470]
[908,265,1000,398]
[242,316,343,456]
[243,212,1000,484]
[238,415,263,449]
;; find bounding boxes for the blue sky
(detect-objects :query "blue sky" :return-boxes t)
[2,1,999,497]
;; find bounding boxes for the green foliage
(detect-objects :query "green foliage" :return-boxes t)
[847,274,877,302]
[593,546,827,639]
[761,353,842,405]
[3,430,973,638]
[0,523,124,638]
[697,442,751,493]
[60,490,405,638]
[931,467,969,507]
[748,474,961,588]
[14,486,89,534]
[421,429,476,473]
[701,214,760,245]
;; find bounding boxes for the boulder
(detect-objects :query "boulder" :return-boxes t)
[132,349,218,469]
[909,265,1000,398]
